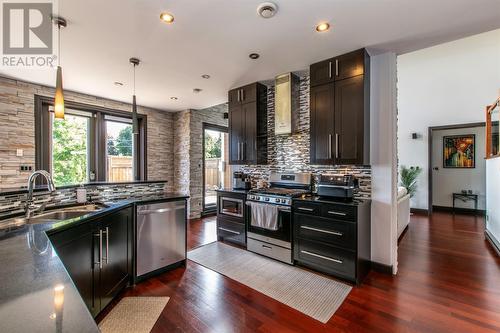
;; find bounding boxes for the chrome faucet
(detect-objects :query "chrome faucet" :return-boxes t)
[25,170,56,218]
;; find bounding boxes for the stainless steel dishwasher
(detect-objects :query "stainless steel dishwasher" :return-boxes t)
[136,200,186,278]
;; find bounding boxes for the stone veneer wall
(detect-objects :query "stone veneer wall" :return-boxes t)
[172,105,228,218]
[0,76,175,191]
[238,75,372,198]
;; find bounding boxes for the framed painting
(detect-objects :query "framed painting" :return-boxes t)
[443,134,475,168]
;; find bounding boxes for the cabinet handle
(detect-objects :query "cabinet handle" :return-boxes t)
[301,250,343,264]
[237,142,241,161]
[94,230,103,269]
[102,227,109,264]
[328,61,332,78]
[328,210,347,216]
[298,207,314,212]
[242,142,245,161]
[335,133,339,159]
[218,227,240,235]
[237,89,241,102]
[262,244,272,249]
[328,134,332,159]
[301,225,343,236]
[241,89,245,101]
[335,59,339,76]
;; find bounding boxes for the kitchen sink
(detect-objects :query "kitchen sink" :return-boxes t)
[0,204,106,230]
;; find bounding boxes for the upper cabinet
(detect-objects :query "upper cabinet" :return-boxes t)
[228,82,268,165]
[310,48,370,165]
[310,49,367,87]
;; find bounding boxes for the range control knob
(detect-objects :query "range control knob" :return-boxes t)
[256,196,261,200]
[264,197,270,201]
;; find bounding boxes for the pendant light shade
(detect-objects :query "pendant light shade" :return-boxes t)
[54,66,65,119]
[129,57,140,135]
[132,94,138,134]
[53,17,67,119]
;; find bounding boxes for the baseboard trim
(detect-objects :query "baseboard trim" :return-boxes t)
[432,205,485,216]
[371,262,393,275]
[485,229,500,256]
[410,208,429,215]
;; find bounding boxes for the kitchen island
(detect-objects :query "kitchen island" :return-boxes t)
[0,193,188,333]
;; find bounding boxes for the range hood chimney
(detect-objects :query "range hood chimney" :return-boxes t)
[274,72,300,135]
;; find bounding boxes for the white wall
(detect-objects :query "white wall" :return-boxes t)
[432,126,486,210]
[397,29,500,209]
[370,52,398,272]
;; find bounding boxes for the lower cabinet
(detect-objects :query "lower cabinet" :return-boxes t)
[49,206,133,317]
[293,199,371,285]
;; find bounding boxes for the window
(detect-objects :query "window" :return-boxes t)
[35,96,147,186]
[105,116,134,182]
[51,111,91,185]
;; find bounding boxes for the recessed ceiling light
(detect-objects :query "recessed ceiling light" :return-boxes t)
[170,96,178,100]
[193,88,202,93]
[316,22,330,32]
[160,12,174,24]
[249,53,260,60]
[201,74,210,79]
[114,81,123,86]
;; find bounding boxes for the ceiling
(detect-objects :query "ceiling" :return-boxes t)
[2,0,500,111]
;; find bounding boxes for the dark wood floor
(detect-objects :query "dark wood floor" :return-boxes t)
[105,212,500,332]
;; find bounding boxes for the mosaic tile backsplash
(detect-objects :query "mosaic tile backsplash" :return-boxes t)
[0,182,168,219]
[238,75,372,199]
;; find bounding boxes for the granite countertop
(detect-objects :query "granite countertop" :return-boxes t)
[294,195,371,206]
[0,192,188,333]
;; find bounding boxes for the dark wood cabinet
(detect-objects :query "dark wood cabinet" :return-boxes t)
[97,208,131,312]
[228,82,268,165]
[310,83,335,164]
[216,190,247,246]
[293,199,371,285]
[49,206,133,317]
[309,48,370,165]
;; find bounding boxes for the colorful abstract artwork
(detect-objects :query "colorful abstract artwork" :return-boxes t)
[443,135,475,168]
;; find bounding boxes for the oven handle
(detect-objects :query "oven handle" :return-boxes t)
[245,201,291,212]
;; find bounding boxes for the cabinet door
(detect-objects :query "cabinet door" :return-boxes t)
[229,104,245,164]
[98,208,131,311]
[228,88,240,106]
[50,224,98,317]
[310,83,335,164]
[334,75,365,165]
[310,59,334,87]
[240,83,257,104]
[333,49,365,81]
[243,102,257,164]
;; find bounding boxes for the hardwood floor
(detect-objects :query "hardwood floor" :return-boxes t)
[104,212,500,332]
[187,215,217,250]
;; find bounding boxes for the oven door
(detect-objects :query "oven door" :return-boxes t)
[219,196,244,218]
[246,203,291,243]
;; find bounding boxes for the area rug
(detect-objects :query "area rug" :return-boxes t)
[98,297,169,333]
[187,242,351,323]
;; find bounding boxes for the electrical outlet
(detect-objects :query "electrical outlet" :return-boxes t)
[16,149,23,157]
[20,165,33,172]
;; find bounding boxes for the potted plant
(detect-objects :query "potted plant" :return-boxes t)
[400,166,422,198]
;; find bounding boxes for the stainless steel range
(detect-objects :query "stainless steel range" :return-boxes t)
[246,172,311,264]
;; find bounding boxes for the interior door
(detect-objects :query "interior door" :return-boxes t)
[335,75,364,164]
[310,83,335,164]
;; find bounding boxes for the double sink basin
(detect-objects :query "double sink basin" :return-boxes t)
[0,204,107,230]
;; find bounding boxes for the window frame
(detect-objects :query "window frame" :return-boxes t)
[35,95,147,184]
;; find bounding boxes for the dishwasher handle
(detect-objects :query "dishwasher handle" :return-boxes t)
[137,206,185,215]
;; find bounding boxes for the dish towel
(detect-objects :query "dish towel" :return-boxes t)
[248,201,279,231]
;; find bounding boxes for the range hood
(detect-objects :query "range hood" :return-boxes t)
[274,72,300,135]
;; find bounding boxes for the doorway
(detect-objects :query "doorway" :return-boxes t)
[428,122,486,215]
[202,123,229,214]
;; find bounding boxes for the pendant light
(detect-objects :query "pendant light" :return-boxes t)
[129,57,140,135]
[53,17,67,119]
